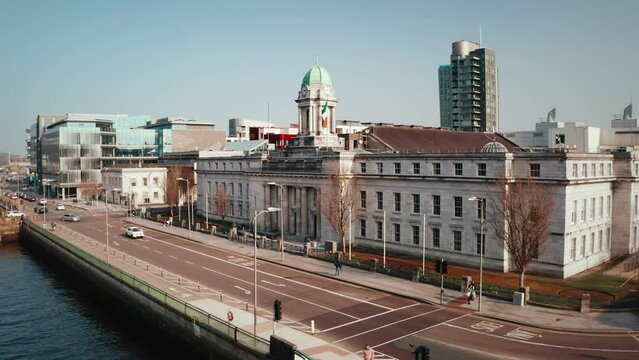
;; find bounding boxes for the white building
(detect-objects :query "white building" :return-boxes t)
[102,166,167,208]
[195,65,639,278]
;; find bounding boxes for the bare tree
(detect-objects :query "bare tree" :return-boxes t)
[213,187,229,221]
[320,167,357,253]
[490,179,554,288]
[165,166,194,217]
[80,182,103,202]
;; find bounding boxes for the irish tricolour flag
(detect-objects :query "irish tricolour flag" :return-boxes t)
[321,101,329,128]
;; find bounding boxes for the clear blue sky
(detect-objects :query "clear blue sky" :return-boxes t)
[1,0,638,155]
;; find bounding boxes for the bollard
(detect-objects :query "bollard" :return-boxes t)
[197,283,200,292]
[160,270,163,277]
[245,301,249,311]
[146,264,149,271]
[220,291,223,301]
[178,276,181,284]
[311,320,315,335]
[123,254,125,261]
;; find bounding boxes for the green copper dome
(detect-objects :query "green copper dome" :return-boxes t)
[302,65,332,86]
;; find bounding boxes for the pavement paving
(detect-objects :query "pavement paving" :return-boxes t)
[124,216,639,334]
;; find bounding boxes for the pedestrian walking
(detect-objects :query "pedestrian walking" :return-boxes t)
[361,344,374,360]
[334,256,342,276]
[467,281,476,304]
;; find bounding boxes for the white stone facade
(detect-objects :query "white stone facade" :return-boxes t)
[102,167,167,207]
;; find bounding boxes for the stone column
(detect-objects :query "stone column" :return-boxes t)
[316,187,321,240]
[296,187,302,235]
[282,185,288,239]
[301,187,308,239]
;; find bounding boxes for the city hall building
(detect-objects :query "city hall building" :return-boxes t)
[195,65,639,278]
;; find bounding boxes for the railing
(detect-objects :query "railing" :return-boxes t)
[22,218,281,356]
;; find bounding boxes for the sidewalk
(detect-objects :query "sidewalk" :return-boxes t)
[126,217,639,334]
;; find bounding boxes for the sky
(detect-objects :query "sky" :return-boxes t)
[1,0,638,155]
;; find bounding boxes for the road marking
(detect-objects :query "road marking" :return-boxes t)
[323,303,422,332]
[142,246,149,249]
[154,250,162,254]
[372,313,471,348]
[261,280,286,287]
[633,335,639,343]
[184,260,194,265]
[169,255,177,259]
[139,229,393,310]
[505,327,542,341]
[444,323,639,352]
[234,285,251,295]
[334,307,444,342]
[471,320,504,332]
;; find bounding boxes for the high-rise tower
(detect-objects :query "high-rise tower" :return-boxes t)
[438,40,499,132]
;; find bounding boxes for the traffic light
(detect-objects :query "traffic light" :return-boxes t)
[273,299,282,321]
[435,259,442,273]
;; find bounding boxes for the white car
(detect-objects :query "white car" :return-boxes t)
[6,211,24,217]
[56,204,65,211]
[39,198,47,205]
[126,226,144,238]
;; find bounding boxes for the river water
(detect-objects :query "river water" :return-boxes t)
[0,241,183,360]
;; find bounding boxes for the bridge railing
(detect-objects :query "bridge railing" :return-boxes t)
[21,218,313,357]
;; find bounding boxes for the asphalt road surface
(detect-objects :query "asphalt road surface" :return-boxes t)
[45,207,639,360]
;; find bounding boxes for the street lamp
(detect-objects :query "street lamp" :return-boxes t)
[106,188,120,264]
[41,179,52,227]
[468,196,485,312]
[253,206,281,336]
[177,178,191,239]
[267,182,285,262]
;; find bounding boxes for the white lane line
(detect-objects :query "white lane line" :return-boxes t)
[140,230,392,310]
[373,313,471,349]
[261,280,286,287]
[200,266,359,320]
[443,323,639,353]
[142,246,149,250]
[169,255,177,259]
[154,250,162,254]
[322,303,423,332]
[184,260,194,265]
[234,285,251,294]
[334,307,444,342]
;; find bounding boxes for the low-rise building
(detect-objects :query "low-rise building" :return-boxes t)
[102,166,167,208]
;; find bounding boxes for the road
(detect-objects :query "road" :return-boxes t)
[41,205,639,360]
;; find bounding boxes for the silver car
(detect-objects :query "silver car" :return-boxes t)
[62,213,80,222]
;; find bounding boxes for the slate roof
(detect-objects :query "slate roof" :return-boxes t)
[364,125,520,153]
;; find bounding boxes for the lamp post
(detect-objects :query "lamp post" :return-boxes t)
[106,188,120,264]
[267,182,285,262]
[468,196,485,312]
[253,207,281,336]
[41,179,51,227]
[177,178,191,239]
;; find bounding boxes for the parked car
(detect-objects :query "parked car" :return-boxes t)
[56,204,65,211]
[35,206,48,214]
[125,226,144,238]
[62,213,80,222]
[6,210,24,217]
[38,198,47,205]
[10,194,18,199]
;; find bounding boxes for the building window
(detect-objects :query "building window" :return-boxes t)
[635,195,638,216]
[360,219,366,237]
[376,192,383,210]
[572,164,578,178]
[394,162,401,174]
[476,233,485,255]
[238,203,243,217]
[143,177,148,186]
[412,194,420,213]
[529,163,541,178]
[153,177,159,186]
[607,195,611,216]
[239,162,243,171]
[413,163,421,175]
[599,163,604,176]
[591,164,596,177]
[570,237,576,260]
[393,223,400,242]
[433,195,441,215]
[231,183,235,196]
[207,162,211,170]
[230,201,234,216]
[598,230,603,251]
[377,162,383,174]
[360,162,366,173]
[599,196,603,218]
[412,226,420,245]
[607,163,612,176]
[433,163,441,175]
[153,191,158,199]
[454,163,463,176]
[580,235,586,258]
[239,183,243,197]
[376,221,383,240]
[477,163,486,176]
[606,227,611,249]
[432,228,440,248]
[571,200,577,224]
[582,164,587,177]
[454,196,463,218]
[215,163,219,170]
[131,178,137,187]
[453,231,462,251]
[394,193,401,212]
[590,197,595,220]
[590,232,595,255]
[360,191,367,208]
[223,163,226,171]
[581,199,586,221]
